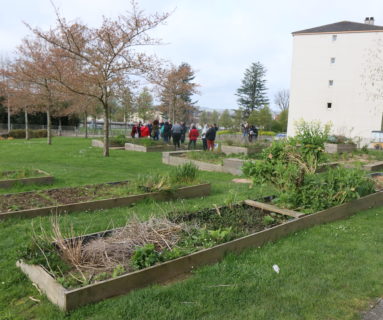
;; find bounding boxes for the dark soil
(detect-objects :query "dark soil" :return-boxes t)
[169,203,289,235]
[0,181,131,212]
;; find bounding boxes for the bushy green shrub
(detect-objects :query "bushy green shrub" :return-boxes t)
[259,131,276,136]
[217,130,241,135]
[327,135,355,145]
[273,167,375,213]
[110,135,128,146]
[244,120,374,213]
[6,129,47,139]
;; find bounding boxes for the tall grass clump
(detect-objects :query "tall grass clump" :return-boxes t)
[170,162,199,184]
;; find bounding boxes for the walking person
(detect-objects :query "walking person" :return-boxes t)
[248,125,258,142]
[171,122,183,149]
[201,124,208,151]
[188,125,199,150]
[131,122,139,138]
[180,122,187,144]
[205,124,217,151]
[242,123,249,140]
[151,120,159,140]
[163,121,171,143]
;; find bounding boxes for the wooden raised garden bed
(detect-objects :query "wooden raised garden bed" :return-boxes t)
[91,139,125,150]
[220,144,265,155]
[162,151,244,175]
[125,142,176,152]
[0,169,53,189]
[0,182,211,220]
[324,143,357,153]
[17,191,383,311]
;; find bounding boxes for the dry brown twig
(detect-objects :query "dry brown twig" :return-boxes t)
[50,215,186,274]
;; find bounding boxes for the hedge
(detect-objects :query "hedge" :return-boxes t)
[0,129,47,139]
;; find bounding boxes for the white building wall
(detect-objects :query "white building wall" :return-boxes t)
[287,31,383,144]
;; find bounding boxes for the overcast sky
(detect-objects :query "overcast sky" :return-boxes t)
[1,0,383,111]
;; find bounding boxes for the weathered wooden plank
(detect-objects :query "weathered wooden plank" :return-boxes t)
[244,199,304,218]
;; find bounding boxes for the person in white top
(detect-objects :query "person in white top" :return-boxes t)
[201,124,208,151]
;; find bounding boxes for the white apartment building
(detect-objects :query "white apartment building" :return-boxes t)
[287,18,383,145]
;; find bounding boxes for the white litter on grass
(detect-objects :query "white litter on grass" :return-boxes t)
[273,264,280,274]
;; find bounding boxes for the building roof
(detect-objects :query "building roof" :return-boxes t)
[293,21,383,35]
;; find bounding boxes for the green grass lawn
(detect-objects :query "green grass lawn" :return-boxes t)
[0,137,382,319]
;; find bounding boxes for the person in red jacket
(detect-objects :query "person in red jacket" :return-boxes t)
[140,124,150,138]
[188,125,199,149]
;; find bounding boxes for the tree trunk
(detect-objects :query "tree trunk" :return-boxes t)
[84,111,88,139]
[58,118,62,136]
[7,105,11,133]
[25,108,29,140]
[47,107,52,145]
[103,106,110,157]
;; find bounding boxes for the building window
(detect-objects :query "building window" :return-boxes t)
[327,102,332,109]
[332,35,337,41]
[331,57,336,63]
[329,80,334,86]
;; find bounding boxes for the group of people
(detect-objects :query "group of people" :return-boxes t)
[241,123,259,142]
[130,120,219,151]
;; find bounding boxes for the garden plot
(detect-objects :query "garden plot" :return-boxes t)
[323,151,383,171]
[17,191,383,311]
[220,141,270,155]
[0,165,210,220]
[0,169,53,189]
[163,151,246,175]
[91,140,125,150]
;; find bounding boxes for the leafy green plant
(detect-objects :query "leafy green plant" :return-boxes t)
[263,215,275,226]
[131,244,161,270]
[94,272,109,282]
[112,264,126,277]
[179,227,233,249]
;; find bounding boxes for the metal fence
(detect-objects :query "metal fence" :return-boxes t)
[0,123,133,137]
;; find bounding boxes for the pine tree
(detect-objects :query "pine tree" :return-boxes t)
[236,62,269,118]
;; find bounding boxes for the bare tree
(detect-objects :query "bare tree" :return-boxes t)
[0,57,13,133]
[26,1,170,156]
[274,89,289,111]
[13,38,66,144]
